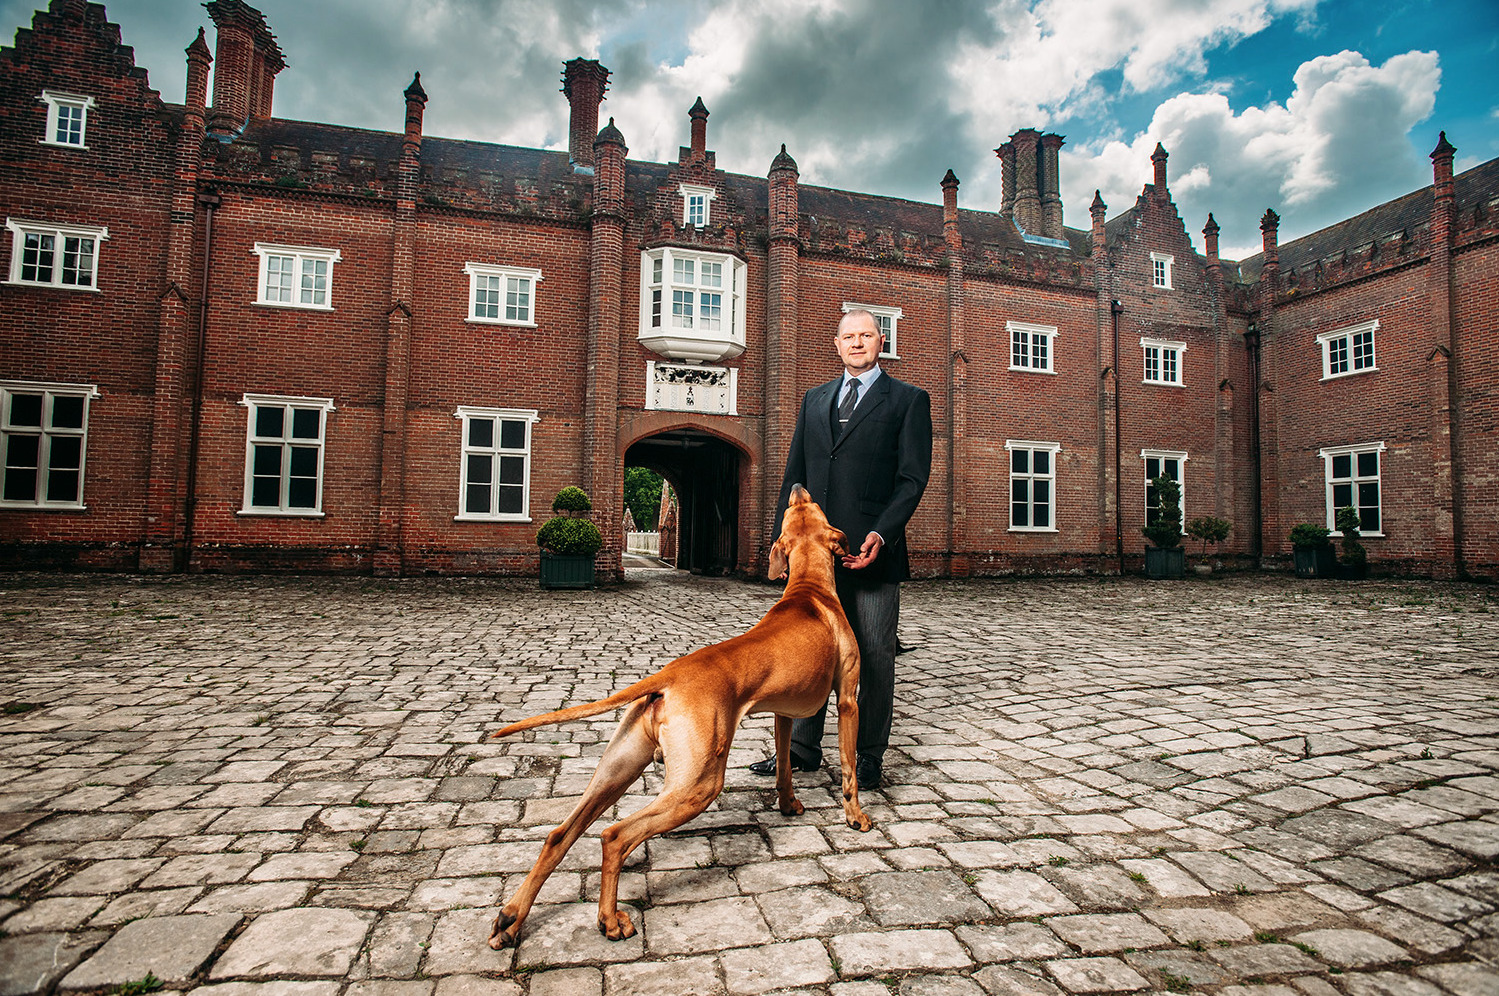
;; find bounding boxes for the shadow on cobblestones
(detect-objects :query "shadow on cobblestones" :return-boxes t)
[0,571,1496,995]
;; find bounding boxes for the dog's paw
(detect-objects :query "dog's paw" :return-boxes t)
[779,798,805,817]
[488,910,520,949]
[598,909,636,941]
[846,813,873,832]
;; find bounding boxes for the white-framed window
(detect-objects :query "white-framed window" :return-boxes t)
[5,218,107,290]
[455,407,540,521]
[1008,321,1057,373]
[1317,320,1378,380]
[1151,252,1173,289]
[239,394,334,516]
[641,247,746,335]
[0,380,97,509]
[841,302,901,359]
[1320,442,1385,536]
[1141,337,1185,386]
[1142,449,1187,530]
[465,263,541,326]
[1006,440,1060,531]
[678,183,716,227]
[39,91,94,148]
[252,243,340,310]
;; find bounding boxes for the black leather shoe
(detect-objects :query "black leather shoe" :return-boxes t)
[855,756,883,791]
[748,751,818,775]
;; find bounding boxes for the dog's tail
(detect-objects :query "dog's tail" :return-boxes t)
[489,671,671,739]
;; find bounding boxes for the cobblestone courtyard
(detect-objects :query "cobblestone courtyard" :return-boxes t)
[1,569,1497,996]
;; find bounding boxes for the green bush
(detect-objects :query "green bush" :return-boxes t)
[1336,505,1367,568]
[1289,523,1331,549]
[1142,475,1183,549]
[1185,516,1232,556]
[552,486,592,514]
[536,516,602,556]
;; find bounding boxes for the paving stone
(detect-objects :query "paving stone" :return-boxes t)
[829,929,971,975]
[141,852,261,888]
[604,956,720,996]
[719,938,833,993]
[1209,942,1322,977]
[207,807,320,834]
[1042,956,1149,993]
[49,857,165,895]
[363,912,435,979]
[953,922,1071,962]
[0,895,104,931]
[1122,950,1228,988]
[1378,881,1493,921]
[1044,912,1169,953]
[972,965,1065,996]
[506,903,644,969]
[210,907,375,978]
[528,967,602,996]
[90,887,200,924]
[187,881,313,914]
[60,913,239,989]
[1356,905,1465,956]
[1141,905,1254,943]
[860,870,990,926]
[1414,962,1499,996]
[1412,819,1499,859]
[0,931,107,996]
[246,851,358,881]
[182,983,340,996]
[1290,928,1407,968]
[755,884,874,938]
[644,895,771,956]
[971,869,1080,916]
[1337,972,1446,995]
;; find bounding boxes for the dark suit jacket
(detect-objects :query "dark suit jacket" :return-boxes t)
[778,371,933,583]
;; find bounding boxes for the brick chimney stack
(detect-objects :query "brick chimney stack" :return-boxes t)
[205,1,284,136]
[184,28,211,127]
[403,72,427,159]
[1202,213,1220,263]
[996,139,1017,219]
[689,97,709,163]
[1260,208,1280,293]
[1151,142,1169,201]
[1010,129,1042,234]
[562,58,610,169]
[1040,133,1065,239]
[1090,189,1107,256]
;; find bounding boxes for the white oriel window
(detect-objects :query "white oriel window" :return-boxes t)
[1320,442,1385,535]
[5,218,107,290]
[1151,252,1173,289]
[465,263,541,326]
[1141,337,1186,386]
[253,243,340,310]
[455,407,539,521]
[1008,321,1057,373]
[0,380,96,508]
[1007,440,1061,531]
[842,302,902,359]
[1142,449,1187,529]
[1317,320,1378,380]
[642,248,745,334]
[39,91,94,147]
[678,183,716,227]
[240,394,334,515]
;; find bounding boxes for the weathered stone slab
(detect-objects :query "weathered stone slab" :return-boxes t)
[210,907,375,978]
[188,881,313,915]
[828,929,971,975]
[1042,957,1149,993]
[1045,912,1169,953]
[60,913,239,989]
[719,938,833,993]
[1291,928,1408,968]
[972,869,1080,917]
[954,922,1071,962]
[0,931,106,996]
[604,956,719,996]
[861,871,991,927]
[1142,906,1254,943]
[644,896,771,956]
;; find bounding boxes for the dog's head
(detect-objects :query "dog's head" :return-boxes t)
[768,484,849,580]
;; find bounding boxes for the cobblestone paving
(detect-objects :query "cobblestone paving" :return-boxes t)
[1,569,1497,996]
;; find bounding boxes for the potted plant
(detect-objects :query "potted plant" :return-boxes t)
[1289,523,1335,577]
[1142,475,1185,579]
[1185,516,1232,574]
[537,486,602,589]
[1335,505,1368,579]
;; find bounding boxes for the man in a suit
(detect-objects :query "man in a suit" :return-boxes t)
[750,308,932,790]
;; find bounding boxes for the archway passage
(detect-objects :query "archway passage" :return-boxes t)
[625,429,743,575]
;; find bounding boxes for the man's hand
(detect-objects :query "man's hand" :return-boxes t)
[841,531,883,570]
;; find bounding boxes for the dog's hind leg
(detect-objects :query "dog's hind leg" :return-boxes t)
[489,698,657,950]
[834,654,873,832]
[594,716,728,940]
[772,714,804,816]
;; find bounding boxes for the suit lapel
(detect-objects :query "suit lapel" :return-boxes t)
[813,380,840,450]
[833,374,889,450]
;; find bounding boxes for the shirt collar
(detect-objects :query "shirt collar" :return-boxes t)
[841,365,882,390]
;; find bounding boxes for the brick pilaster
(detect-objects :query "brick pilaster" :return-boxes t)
[1429,131,1463,575]
[942,169,967,575]
[1257,209,1281,557]
[764,144,800,566]
[588,119,628,581]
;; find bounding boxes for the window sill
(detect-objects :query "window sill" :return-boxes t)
[454,514,533,523]
[465,317,538,328]
[237,509,326,518]
[39,139,88,150]
[1009,365,1057,375]
[1321,368,1378,381]
[0,501,88,511]
[3,280,100,292]
[1008,526,1059,533]
[254,301,335,312]
[1142,380,1184,387]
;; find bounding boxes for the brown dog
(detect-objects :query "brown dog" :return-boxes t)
[486,484,872,949]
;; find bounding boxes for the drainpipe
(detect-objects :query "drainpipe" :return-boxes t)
[182,190,220,564]
[1112,299,1124,575]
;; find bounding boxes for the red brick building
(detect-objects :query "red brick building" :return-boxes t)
[2,1,1495,580]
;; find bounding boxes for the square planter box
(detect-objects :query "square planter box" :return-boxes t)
[1144,547,1186,579]
[1293,546,1336,577]
[540,552,596,589]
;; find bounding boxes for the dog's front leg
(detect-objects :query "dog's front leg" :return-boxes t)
[835,663,873,832]
[773,714,804,816]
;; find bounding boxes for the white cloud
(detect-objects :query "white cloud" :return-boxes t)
[1061,49,1441,259]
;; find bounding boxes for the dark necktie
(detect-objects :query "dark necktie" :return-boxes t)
[835,378,860,438]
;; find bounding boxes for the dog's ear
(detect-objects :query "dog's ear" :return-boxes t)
[828,528,849,556]
[768,538,788,580]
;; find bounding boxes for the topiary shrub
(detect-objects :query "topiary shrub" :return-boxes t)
[1186,516,1232,557]
[1289,523,1332,549]
[1336,505,1367,572]
[1142,475,1183,549]
[552,486,592,514]
[536,515,602,556]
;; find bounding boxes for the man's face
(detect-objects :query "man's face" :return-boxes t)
[834,314,884,375]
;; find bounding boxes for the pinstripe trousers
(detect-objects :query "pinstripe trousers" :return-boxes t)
[790,573,900,764]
